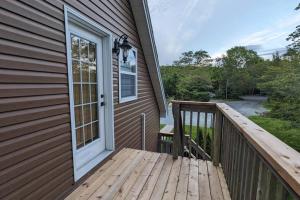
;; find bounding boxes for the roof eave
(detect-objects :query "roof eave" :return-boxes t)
[129,0,167,117]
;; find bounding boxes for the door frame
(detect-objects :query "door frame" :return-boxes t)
[64,6,115,181]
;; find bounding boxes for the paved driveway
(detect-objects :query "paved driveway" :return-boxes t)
[161,96,268,125]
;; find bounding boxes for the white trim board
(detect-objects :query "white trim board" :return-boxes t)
[64,5,115,182]
[118,47,138,103]
[129,0,167,117]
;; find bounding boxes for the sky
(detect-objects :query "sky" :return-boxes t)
[148,0,300,65]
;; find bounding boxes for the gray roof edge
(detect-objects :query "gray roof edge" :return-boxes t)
[129,0,167,117]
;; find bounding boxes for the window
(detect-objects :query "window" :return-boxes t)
[71,34,99,149]
[119,48,138,102]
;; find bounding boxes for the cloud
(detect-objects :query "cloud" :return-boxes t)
[148,0,216,64]
[212,12,300,58]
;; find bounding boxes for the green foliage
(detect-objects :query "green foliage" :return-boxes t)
[173,50,212,66]
[287,3,300,51]
[160,124,166,130]
[211,46,263,99]
[249,116,300,152]
[160,65,212,101]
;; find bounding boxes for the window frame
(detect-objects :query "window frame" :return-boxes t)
[118,47,138,103]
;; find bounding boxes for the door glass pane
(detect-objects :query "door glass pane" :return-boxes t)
[75,106,83,127]
[82,62,89,82]
[72,60,80,82]
[73,84,81,105]
[92,122,99,140]
[76,128,84,148]
[71,34,100,149]
[83,104,91,124]
[90,65,97,83]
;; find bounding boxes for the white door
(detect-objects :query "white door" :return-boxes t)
[68,23,106,180]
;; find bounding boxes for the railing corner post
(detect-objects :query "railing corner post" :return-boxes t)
[172,101,181,159]
[213,108,222,166]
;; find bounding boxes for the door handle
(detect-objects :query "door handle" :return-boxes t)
[101,102,105,106]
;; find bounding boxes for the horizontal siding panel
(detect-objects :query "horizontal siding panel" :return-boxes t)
[0,39,66,63]
[0,8,65,42]
[0,132,70,171]
[0,151,71,198]
[0,123,70,156]
[0,114,70,142]
[0,142,70,185]
[4,160,72,199]
[24,167,73,200]
[0,84,68,97]
[0,94,69,113]
[20,0,65,21]
[0,69,67,84]
[0,54,67,73]
[0,23,65,53]
[0,104,69,128]
[0,0,64,31]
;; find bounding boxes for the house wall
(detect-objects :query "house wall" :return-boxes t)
[0,0,160,199]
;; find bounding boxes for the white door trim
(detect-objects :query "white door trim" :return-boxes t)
[64,5,115,181]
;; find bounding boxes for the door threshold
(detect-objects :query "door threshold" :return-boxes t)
[75,150,113,181]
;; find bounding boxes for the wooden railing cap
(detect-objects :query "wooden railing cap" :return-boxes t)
[216,103,300,196]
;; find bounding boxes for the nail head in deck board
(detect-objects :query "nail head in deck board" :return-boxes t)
[138,153,168,200]
[162,156,182,200]
[187,158,199,200]
[198,160,212,200]
[149,155,173,200]
[217,167,231,200]
[113,152,154,200]
[175,157,190,200]
[64,148,130,200]
[207,161,224,200]
[124,153,161,200]
[65,149,231,200]
[88,150,146,200]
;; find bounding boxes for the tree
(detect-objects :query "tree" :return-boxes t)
[212,46,262,99]
[193,50,211,65]
[173,51,194,65]
[287,4,300,51]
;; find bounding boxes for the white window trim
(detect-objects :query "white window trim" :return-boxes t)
[119,47,138,103]
[64,5,115,182]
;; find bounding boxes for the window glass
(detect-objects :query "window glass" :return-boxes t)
[119,48,137,101]
[71,34,100,149]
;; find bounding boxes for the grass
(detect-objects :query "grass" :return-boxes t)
[249,116,300,152]
[160,124,166,130]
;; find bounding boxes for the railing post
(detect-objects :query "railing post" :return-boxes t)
[172,101,183,159]
[213,108,222,166]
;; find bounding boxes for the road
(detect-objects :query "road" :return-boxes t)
[160,96,268,125]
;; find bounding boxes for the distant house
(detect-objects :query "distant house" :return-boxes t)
[0,0,166,199]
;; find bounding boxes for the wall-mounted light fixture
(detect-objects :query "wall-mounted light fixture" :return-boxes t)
[112,34,132,63]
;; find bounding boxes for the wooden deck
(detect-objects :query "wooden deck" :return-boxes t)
[66,148,231,200]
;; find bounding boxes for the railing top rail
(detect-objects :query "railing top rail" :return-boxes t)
[171,100,216,112]
[216,103,300,196]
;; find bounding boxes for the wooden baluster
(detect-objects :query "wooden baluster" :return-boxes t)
[196,112,200,146]
[242,146,251,200]
[210,113,215,157]
[256,161,265,200]
[238,139,247,200]
[249,152,260,200]
[172,102,179,158]
[213,110,222,166]
[189,111,193,158]
[204,112,208,153]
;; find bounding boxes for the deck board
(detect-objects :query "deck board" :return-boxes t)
[65,148,231,200]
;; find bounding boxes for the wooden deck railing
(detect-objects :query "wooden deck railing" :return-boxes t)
[170,100,300,199]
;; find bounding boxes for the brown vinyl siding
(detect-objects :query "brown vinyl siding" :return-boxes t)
[0,0,160,199]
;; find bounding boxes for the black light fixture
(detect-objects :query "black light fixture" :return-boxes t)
[112,34,132,63]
